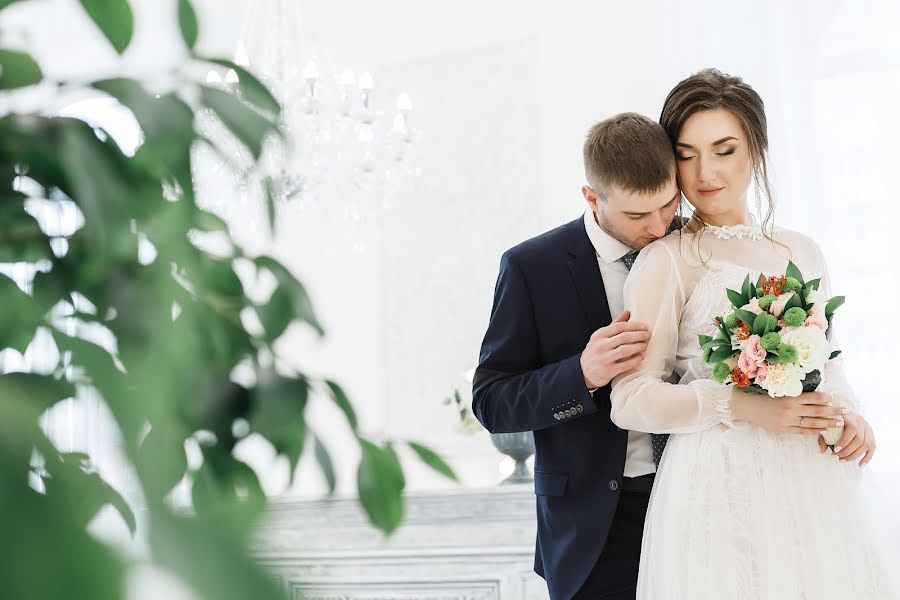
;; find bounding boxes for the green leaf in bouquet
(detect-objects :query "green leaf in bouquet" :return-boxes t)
[784,292,802,312]
[709,346,736,363]
[177,0,199,50]
[741,274,752,302]
[785,261,804,285]
[406,440,459,482]
[79,0,134,54]
[752,312,770,336]
[726,287,747,309]
[734,309,758,329]
[806,277,821,291]
[825,296,845,320]
[0,49,43,89]
[756,273,767,295]
[716,318,732,342]
[801,369,821,393]
[702,338,731,351]
[357,438,405,535]
[829,350,842,360]
[698,334,713,347]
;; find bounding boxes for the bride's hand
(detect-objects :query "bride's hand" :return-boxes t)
[730,390,846,434]
[818,410,876,467]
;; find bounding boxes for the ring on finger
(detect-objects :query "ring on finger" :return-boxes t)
[799,416,805,427]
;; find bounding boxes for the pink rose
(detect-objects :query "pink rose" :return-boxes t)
[770,299,785,317]
[755,362,769,383]
[741,297,764,315]
[737,351,759,377]
[744,334,767,365]
[804,312,828,331]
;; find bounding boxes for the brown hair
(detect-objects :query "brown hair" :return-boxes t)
[659,68,776,235]
[583,112,675,199]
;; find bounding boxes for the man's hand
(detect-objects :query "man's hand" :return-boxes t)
[731,390,846,435]
[580,310,650,389]
[818,410,875,467]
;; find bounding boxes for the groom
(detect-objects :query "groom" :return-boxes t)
[472,113,854,600]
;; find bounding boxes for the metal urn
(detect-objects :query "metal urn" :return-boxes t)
[489,431,535,484]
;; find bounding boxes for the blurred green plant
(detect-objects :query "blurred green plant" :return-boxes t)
[0,1,456,598]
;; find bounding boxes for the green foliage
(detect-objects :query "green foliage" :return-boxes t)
[79,0,134,54]
[825,296,845,321]
[0,2,453,599]
[0,49,42,89]
[407,441,459,482]
[177,0,199,50]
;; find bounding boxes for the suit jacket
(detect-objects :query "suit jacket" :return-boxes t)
[473,215,629,600]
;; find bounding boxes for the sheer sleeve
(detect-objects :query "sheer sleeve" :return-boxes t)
[610,241,735,433]
[810,242,862,412]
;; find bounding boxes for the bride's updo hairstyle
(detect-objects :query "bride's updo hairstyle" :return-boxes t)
[660,68,776,237]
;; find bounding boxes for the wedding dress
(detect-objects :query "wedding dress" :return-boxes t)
[610,221,899,599]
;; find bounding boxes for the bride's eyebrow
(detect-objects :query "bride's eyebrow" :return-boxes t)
[676,136,740,149]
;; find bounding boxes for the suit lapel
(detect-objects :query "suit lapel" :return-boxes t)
[567,218,613,332]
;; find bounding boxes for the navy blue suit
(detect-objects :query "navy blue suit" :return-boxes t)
[473,216,634,600]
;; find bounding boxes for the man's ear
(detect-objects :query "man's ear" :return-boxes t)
[581,185,600,212]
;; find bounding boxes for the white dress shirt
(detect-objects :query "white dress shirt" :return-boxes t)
[582,209,656,478]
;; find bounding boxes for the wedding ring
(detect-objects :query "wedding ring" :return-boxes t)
[799,416,806,427]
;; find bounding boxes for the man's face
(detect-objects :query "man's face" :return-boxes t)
[582,176,680,251]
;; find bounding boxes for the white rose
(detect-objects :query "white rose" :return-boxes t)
[758,362,805,397]
[780,326,831,374]
[806,288,828,316]
[821,425,845,446]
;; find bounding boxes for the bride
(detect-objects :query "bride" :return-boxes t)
[609,69,898,599]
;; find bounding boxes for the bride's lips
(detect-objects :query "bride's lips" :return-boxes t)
[697,187,724,197]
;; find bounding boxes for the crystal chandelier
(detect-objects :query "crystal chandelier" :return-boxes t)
[204,0,419,220]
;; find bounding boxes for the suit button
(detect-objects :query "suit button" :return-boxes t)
[608,480,619,491]
[575,404,583,413]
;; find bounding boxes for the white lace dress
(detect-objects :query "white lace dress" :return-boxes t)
[610,222,899,600]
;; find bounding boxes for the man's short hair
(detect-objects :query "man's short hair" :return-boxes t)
[583,112,675,199]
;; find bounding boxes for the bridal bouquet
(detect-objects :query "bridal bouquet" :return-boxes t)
[699,261,844,401]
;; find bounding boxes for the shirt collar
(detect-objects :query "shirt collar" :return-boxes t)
[582,209,634,264]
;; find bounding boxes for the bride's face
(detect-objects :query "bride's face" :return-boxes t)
[675,108,753,221]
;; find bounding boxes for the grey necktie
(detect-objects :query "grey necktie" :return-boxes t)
[621,250,669,465]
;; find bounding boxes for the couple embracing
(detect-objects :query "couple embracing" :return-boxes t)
[473,69,897,599]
